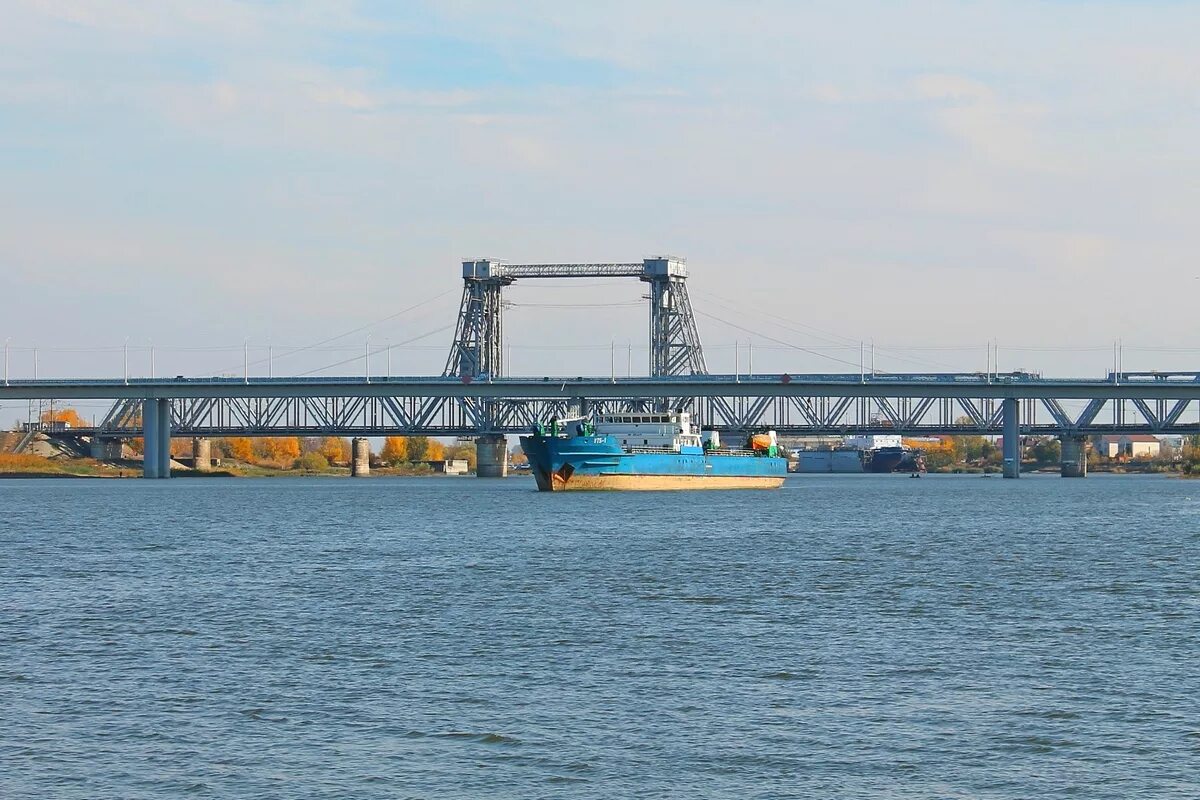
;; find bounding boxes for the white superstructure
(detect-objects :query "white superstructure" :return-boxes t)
[594,411,703,450]
[844,434,903,450]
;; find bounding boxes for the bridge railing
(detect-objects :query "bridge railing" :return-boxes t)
[7,371,1200,389]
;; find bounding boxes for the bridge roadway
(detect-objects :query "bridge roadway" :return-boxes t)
[5,371,1200,401]
[5,372,1199,479]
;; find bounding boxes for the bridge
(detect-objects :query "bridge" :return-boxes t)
[4,256,1198,480]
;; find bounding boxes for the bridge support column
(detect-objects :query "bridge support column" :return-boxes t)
[142,399,159,478]
[142,398,172,479]
[476,434,508,477]
[192,437,212,472]
[351,437,370,477]
[90,438,123,461]
[1060,435,1087,478]
[157,399,172,479]
[1002,397,1020,479]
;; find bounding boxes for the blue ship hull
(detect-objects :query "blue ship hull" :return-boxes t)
[519,434,787,491]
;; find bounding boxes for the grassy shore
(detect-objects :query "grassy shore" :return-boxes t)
[0,454,121,478]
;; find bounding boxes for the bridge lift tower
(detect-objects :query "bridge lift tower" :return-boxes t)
[444,256,708,378]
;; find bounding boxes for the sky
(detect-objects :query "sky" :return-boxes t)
[2,0,1199,391]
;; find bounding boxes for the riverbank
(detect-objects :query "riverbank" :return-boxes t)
[0,453,479,479]
[0,454,118,478]
[929,461,1183,476]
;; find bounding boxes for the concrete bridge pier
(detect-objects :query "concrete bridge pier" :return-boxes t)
[142,398,158,478]
[476,434,508,477]
[142,398,172,479]
[89,438,123,460]
[1002,397,1020,479]
[351,437,370,477]
[1060,435,1087,478]
[192,437,212,472]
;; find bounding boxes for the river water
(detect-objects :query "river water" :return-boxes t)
[2,474,1198,798]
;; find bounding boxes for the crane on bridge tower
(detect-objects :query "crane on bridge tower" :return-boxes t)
[443,256,708,379]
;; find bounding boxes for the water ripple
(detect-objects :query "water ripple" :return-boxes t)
[1,474,1198,798]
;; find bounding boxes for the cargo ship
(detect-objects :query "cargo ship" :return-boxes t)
[519,412,787,491]
[847,435,925,473]
[788,434,925,473]
[863,445,925,473]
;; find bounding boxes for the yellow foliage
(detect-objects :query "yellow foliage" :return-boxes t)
[319,437,351,465]
[381,436,407,463]
[226,437,255,462]
[257,437,301,463]
[904,437,957,470]
[426,439,445,461]
[903,437,954,454]
[41,407,89,428]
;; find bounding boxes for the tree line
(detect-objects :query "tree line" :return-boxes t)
[33,409,475,472]
[214,435,470,471]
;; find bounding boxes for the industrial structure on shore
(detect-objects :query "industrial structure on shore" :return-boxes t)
[4,256,1199,481]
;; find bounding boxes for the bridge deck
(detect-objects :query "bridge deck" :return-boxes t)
[3,372,1200,401]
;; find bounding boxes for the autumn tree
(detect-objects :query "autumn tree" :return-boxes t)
[380,437,407,464]
[40,407,89,428]
[406,435,430,461]
[294,452,329,472]
[274,438,303,462]
[444,442,477,472]
[225,437,255,463]
[952,434,989,463]
[319,437,351,465]
[425,439,446,461]
[905,437,956,471]
[257,437,302,463]
[1029,438,1060,466]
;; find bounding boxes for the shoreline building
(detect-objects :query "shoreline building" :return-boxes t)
[1093,434,1161,459]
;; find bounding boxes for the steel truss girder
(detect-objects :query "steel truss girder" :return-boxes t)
[501,264,644,278]
[78,392,1200,439]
